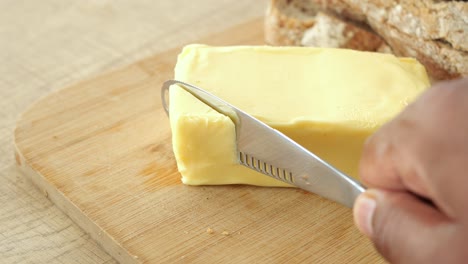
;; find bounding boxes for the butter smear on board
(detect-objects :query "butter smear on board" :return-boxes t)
[168,44,430,187]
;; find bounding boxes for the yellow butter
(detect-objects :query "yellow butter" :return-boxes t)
[169,44,430,187]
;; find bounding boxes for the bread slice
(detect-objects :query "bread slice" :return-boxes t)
[266,0,468,80]
[265,0,386,51]
[311,0,468,80]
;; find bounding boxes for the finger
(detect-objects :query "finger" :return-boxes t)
[359,124,404,190]
[359,116,431,198]
[354,189,456,264]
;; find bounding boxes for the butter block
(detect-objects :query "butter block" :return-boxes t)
[169,44,430,186]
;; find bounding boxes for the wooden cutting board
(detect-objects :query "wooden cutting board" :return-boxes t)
[14,18,383,264]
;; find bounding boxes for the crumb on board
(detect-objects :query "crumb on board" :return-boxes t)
[206,228,214,234]
[221,231,230,236]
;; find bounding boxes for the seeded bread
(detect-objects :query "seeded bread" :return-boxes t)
[265,0,468,80]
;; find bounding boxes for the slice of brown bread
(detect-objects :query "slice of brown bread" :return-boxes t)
[269,0,468,80]
[265,0,386,51]
[362,0,468,80]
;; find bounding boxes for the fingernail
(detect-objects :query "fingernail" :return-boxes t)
[354,191,377,237]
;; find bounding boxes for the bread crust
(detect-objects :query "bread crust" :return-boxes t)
[310,0,468,79]
[265,0,468,80]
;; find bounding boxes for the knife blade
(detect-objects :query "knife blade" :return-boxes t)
[161,80,365,208]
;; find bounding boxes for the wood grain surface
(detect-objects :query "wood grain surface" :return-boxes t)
[1,1,268,263]
[13,16,384,264]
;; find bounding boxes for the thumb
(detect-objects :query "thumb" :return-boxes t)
[353,189,456,263]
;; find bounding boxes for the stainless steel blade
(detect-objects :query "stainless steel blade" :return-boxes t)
[161,80,365,208]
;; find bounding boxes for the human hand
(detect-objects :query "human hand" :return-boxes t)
[353,77,468,263]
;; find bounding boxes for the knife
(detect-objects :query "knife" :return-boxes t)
[161,80,365,208]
